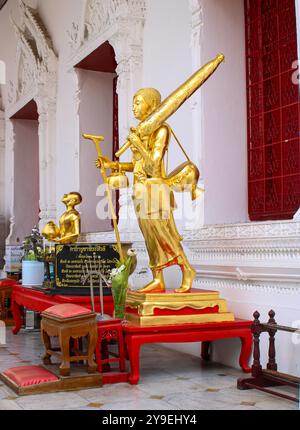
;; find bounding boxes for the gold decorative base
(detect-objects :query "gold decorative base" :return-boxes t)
[125,288,235,326]
[125,312,235,327]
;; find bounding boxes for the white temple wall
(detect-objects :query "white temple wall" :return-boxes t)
[37,0,85,217]
[200,0,248,225]
[77,68,115,233]
[143,0,194,230]
[37,0,84,222]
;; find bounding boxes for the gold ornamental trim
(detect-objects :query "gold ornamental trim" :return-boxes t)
[126,290,220,303]
[126,299,228,316]
[125,312,235,327]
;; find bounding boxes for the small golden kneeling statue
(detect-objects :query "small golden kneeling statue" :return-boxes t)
[42,192,82,244]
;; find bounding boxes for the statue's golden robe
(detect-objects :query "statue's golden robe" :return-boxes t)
[128,124,185,270]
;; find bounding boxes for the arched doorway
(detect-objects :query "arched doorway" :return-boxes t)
[10,99,40,242]
[75,41,119,233]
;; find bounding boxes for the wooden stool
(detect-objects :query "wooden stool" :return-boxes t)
[41,304,98,376]
[96,318,126,373]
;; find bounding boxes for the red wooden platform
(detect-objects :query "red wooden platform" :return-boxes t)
[11,283,114,334]
[123,319,253,385]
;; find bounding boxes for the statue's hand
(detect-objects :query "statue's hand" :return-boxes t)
[128,132,142,149]
[95,156,117,170]
[50,238,60,243]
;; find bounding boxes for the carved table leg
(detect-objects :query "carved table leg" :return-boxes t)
[118,329,126,372]
[41,329,52,365]
[12,299,22,335]
[100,339,111,372]
[239,333,252,373]
[126,336,141,385]
[59,333,71,376]
[201,341,211,361]
[95,336,101,372]
[87,329,97,373]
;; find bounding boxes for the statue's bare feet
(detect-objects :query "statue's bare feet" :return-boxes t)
[138,278,165,293]
[175,267,196,293]
[175,285,191,293]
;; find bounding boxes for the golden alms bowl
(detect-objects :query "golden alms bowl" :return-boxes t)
[107,172,129,189]
[42,221,60,240]
[166,161,202,200]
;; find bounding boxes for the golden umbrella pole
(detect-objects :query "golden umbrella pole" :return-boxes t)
[83,134,124,262]
[116,54,225,158]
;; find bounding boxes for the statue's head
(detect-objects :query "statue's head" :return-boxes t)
[62,192,82,207]
[133,88,161,121]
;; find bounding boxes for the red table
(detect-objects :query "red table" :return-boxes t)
[11,283,114,334]
[123,319,253,385]
[96,318,126,373]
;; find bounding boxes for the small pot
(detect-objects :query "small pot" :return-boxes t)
[107,172,129,189]
[22,261,45,287]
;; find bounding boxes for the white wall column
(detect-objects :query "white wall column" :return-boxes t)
[110,24,145,233]
[188,0,248,226]
[36,88,58,225]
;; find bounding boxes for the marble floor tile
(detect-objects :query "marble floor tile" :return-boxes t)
[78,383,149,403]
[163,392,229,410]
[15,391,88,410]
[255,398,298,410]
[98,398,176,410]
[137,378,200,397]
[0,399,23,410]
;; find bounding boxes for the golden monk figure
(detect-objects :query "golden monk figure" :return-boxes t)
[90,54,225,294]
[97,89,196,293]
[42,192,82,244]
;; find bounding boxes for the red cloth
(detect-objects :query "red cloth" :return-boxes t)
[3,366,59,387]
[0,278,16,288]
[43,303,92,318]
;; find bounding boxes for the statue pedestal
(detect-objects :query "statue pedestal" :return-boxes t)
[125,288,235,326]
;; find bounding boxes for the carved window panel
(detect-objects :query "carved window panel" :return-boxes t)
[249,180,265,213]
[245,0,300,220]
[283,138,300,175]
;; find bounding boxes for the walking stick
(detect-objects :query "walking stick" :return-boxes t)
[82,134,124,262]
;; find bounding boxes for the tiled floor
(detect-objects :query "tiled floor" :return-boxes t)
[0,328,298,410]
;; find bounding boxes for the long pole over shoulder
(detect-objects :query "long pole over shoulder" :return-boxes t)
[115,54,225,158]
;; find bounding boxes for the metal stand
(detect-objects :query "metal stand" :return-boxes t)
[81,253,112,321]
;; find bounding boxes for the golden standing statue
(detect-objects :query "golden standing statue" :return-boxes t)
[90,54,225,294]
[42,192,82,244]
